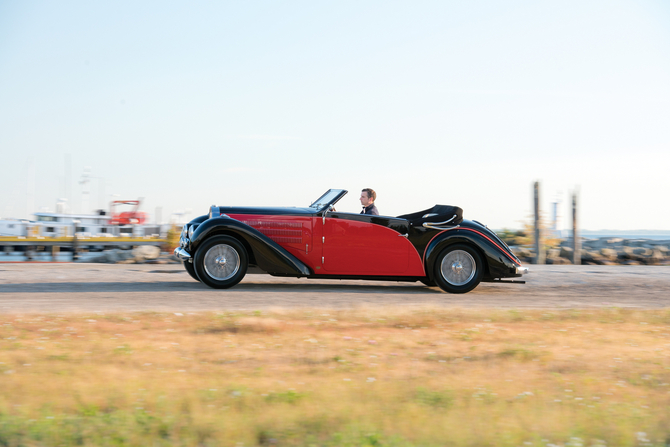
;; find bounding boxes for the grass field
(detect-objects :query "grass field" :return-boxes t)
[2,307,670,447]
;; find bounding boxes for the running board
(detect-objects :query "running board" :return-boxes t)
[484,279,526,284]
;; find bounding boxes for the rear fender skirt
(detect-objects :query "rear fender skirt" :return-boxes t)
[191,217,311,276]
[424,230,519,280]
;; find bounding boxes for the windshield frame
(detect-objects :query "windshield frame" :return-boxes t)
[309,189,348,211]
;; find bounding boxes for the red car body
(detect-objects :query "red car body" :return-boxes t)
[175,189,528,293]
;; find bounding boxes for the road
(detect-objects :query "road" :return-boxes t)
[0,263,669,312]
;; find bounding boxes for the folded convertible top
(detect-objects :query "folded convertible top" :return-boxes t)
[397,205,463,226]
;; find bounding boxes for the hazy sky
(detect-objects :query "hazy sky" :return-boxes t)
[1,1,669,230]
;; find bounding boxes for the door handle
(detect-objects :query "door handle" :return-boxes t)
[398,233,408,238]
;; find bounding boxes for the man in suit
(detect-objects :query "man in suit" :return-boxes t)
[360,188,379,215]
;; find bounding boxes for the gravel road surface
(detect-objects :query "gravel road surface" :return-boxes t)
[0,263,669,312]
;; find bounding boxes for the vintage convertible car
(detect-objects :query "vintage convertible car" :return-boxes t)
[174,189,528,293]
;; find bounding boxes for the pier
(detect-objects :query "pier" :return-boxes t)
[0,235,166,261]
[0,236,164,247]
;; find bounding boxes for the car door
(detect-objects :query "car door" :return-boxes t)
[320,213,411,275]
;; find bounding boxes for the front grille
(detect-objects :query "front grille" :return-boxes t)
[240,220,304,244]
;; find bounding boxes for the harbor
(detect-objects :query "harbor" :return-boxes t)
[0,235,167,262]
[0,198,171,262]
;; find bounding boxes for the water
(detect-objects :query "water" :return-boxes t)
[579,231,670,241]
[520,230,670,241]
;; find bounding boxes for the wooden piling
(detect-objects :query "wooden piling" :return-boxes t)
[572,192,580,265]
[533,181,545,264]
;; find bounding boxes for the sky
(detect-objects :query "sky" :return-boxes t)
[1,1,669,230]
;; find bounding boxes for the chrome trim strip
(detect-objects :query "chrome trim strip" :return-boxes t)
[174,247,192,261]
[432,214,457,225]
[422,214,458,229]
[423,223,460,231]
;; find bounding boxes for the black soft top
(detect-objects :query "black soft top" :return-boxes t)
[397,205,463,226]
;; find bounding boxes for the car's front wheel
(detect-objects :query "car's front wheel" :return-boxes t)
[193,236,248,289]
[434,244,483,294]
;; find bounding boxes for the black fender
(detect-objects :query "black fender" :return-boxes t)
[189,214,209,225]
[190,216,311,276]
[424,229,519,281]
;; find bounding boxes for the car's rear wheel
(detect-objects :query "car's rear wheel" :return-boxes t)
[434,244,483,294]
[194,236,248,289]
[184,261,200,282]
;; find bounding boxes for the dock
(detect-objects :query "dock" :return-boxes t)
[0,236,165,247]
[0,235,167,261]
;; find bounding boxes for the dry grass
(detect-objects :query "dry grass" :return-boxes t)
[2,307,670,446]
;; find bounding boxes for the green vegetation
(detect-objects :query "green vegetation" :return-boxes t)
[1,308,670,446]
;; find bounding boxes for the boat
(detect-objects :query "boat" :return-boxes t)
[0,199,165,254]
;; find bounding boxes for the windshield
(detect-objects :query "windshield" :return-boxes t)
[309,189,347,210]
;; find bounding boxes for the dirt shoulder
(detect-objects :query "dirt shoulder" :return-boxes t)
[0,263,669,312]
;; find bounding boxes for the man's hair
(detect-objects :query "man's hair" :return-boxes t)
[362,188,376,202]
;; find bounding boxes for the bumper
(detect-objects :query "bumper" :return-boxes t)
[174,247,192,262]
[516,266,529,275]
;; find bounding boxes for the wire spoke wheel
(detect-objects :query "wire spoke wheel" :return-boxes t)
[203,244,240,281]
[434,244,483,293]
[440,250,476,286]
[194,236,248,289]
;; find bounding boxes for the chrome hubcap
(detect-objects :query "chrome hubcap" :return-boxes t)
[440,250,476,286]
[204,244,240,281]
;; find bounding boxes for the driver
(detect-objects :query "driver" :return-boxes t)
[359,188,379,215]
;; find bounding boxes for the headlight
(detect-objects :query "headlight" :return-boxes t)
[188,225,195,239]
